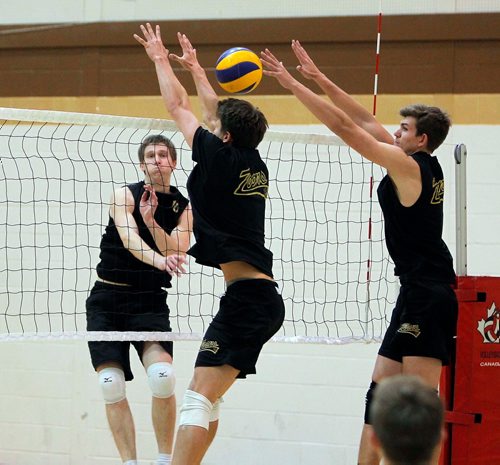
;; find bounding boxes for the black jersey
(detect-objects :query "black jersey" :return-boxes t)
[186,126,273,277]
[377,151,456,284]
[96,181,189,289]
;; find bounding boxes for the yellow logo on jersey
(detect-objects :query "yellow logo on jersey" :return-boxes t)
[234,168,268,198]
[431,178,444,204]
[172,200,179,213]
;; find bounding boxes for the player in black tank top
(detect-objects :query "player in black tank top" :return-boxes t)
[262,44,457,465]
[85,134,192,465]
[378,151,455,284]
[135,25,285,465]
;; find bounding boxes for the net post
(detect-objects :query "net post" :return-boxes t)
[440,143,468,465]
[454,143,467,276]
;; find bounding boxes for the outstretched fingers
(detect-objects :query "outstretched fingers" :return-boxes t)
[133,23,162,47]
[291,39,307,59]
[133,30,146,46]
[154,24,162,42]
[133,23,170,62]
[291,39,319,78]
[260,48,282,74]
[177,32,194,53]
[169,32,199,70]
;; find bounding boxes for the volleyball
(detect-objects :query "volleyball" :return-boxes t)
[215,47,263,94]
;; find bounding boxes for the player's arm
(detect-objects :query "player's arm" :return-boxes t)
[169,32,220,132]
[134,23,199,148]
[170,203,193,254]
[139,185,193,255]
[111,187,185,273]
[261,48,419,186]
[291,40,393,145]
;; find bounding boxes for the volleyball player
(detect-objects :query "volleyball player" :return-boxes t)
[370,375,445,465]
[134,24,285,465]
[86,134,192,465]
[261,44,457,465]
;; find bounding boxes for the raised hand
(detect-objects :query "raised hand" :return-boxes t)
[260,48,297,90]
[291,39,322,80]
[139,184,158,226]
[133,23,169,62]
[169,32,200,72]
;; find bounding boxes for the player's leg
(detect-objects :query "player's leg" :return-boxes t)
[357,354,402,465]
[403,355,443,465]
[358,281,456,465]
[202,398,221,460]
[87,283,137,464]
[97,362,137,463]
[130,287,176,464]
[142,341,176,464]
[194,397,221,465]
[172,279,284,465]
[172,365,239,465]
[398,283,457,465]
[358,288,404,465]
[402,355,442,387]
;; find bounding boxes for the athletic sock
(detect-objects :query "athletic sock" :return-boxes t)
[123,461,138,465]
[157,453,172,464]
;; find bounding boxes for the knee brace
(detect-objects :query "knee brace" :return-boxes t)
[147,362,176,399]
[179,390,213,430]
[364,381,378,425]
[210,397,223,422]
[98,367,126,404]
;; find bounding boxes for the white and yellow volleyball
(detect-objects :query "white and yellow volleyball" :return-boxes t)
[215,47,263,94]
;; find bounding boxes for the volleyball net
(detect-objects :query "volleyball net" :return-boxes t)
[0,107,397,343]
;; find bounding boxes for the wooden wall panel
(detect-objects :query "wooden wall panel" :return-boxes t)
[0,14,499,97]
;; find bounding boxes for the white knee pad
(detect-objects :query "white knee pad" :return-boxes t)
[147,362,176,399]
[210,397,223,422]
[179,390,213,430]
[98,367,126,404]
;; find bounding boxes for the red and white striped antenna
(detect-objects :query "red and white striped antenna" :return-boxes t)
[366,1,383,333]
[372,5,383,116]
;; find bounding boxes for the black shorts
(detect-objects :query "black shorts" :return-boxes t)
[195,279,285,379]
[378,280,458,365]
[86,281,173,381]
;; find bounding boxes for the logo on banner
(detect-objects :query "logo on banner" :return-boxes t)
[477,302,500,344]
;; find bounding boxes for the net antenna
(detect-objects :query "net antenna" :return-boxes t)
[0,107,396,343]
[365,1,384,335]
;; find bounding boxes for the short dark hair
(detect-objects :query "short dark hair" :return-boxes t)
[371,375,444,465]
[399,104,451,153]
[138,134,177,163]
[217,98,268,149]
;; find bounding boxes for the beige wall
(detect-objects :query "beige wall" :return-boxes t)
[1,94,500,125]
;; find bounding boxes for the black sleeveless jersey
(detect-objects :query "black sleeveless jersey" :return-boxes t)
[186,126,273,277]
[377,151,456,284]
[96,181,189,289]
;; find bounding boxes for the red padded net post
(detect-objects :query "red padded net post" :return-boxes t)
[440,276,500,465]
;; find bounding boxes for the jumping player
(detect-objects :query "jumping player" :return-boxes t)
[261,42,457,465]
[134,24,285,465]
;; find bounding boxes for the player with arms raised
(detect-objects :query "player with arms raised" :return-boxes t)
[261,42,457,465]
[134,24,285,465]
